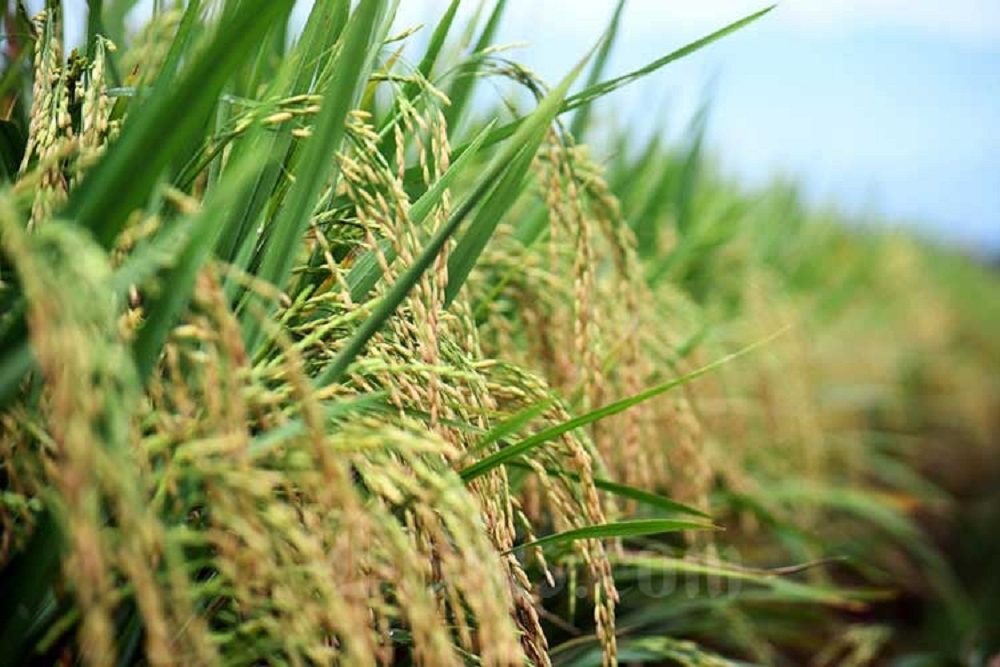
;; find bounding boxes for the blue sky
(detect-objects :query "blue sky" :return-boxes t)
[394,1,1000,254]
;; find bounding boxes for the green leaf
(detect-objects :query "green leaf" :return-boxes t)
[444,0,506,137]
[0,339,32,406]
[442,122,537,305]
[248,0,389,352]
[569,0,625,140]
[411,0,462,90]
[554,636,733,667]
[766,480,976,627]
[378,0,461,149]
[628,147,678,257]
[0,511,62,667]
[248,393,388,456]
[674,105,709,237]
[464,398,554,457]
[460,330,785,482]
[504,518,717,556]
[609,553,882,610]
[561,6,775,114]
[409,6,775,188]
[104,0,143,46]
[213,0,349,265]
[151,0,204,89]
[503,461,710,519]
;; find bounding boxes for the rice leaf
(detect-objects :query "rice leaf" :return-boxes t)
[503,461,710,519]
[0,339,32,406]
[442,123,537,305]
[0,120,26,182]
[248,393,388,456]
[0,511,61,667]
[214,0,348,264]
[561,6,775,114]
[504,519,717,556]
[247,0,390,353]
[415,6,774,184]
[460,330,786,482]
[151,0,203,89]
[252,0,388,290]
[568,0,625,140]
[610,553,882,610]
[553,636,734,667]
[464,398,555,456]
[444,0,506,137]
[411,0,462,91]
[379,0,461,143]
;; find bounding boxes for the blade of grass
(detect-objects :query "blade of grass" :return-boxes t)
[552,636,731,667]
[86,0,103,56]
[767,480,976,627]
[562,6,775,114]
[568,0,625,140]
[442,122,538,305]
[254,0,387,287]
[409,0,462,93]
[674,104,708,237]
[0,511,61,667]
[503,460,709,519]
[214,0,349,264]
[248,0,390,351]
[377,0,461,151]
[151,0,203,89]
[503,518,717,556]
[444,0,506,136]
[460,329,787,482]
[447,0,617,301]
[609,553,881,610]
[628,152,677,257]
[248,392,388,456]
[0,339,32,406]
[0,120,26,182]
[464,398,555,456]
[104,0,143,45]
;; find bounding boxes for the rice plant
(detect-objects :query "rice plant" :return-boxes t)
[0,1,997,666]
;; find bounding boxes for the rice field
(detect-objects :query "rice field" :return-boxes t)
[0,2,998,665]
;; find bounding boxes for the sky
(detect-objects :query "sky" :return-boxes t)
[391,1,1000,254]
[41,0,1000,254]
